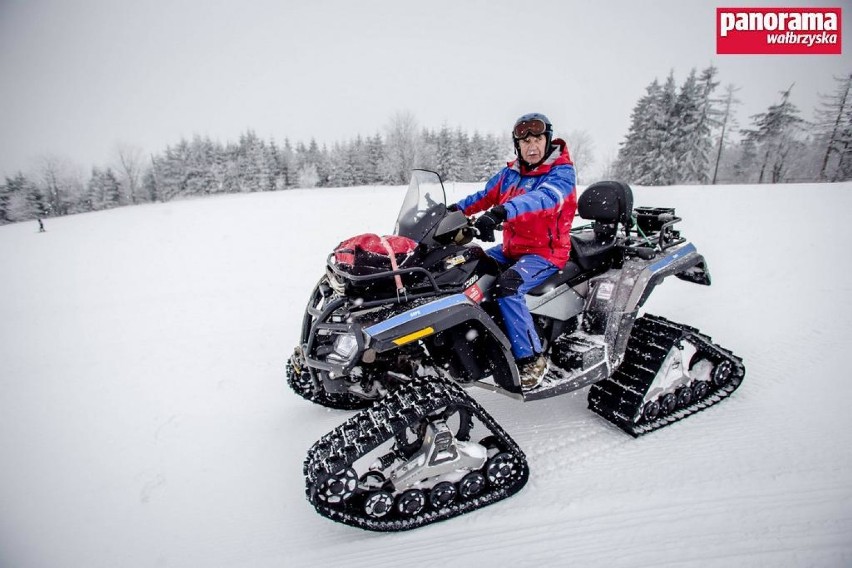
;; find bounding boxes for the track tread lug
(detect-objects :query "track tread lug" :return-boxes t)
[303,376,529,531]
[588,314,745,437]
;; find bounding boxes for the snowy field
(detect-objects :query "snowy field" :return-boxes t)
[1,181,851,567]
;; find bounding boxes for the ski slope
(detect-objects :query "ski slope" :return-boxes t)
[1,182,851,567]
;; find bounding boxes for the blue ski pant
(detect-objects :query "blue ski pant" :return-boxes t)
[485,246,558,360]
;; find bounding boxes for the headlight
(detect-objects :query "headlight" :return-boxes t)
[329,333,359,363]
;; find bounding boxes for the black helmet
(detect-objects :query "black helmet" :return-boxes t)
[512,112,553,167]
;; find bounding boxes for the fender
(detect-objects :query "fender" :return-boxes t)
[364,293,512,356]
[627,242,711,311]
[363,293,520,391]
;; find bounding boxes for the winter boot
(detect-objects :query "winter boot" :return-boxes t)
[518,355,547,390]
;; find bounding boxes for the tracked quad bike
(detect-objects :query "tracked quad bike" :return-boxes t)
[286,170,744,531]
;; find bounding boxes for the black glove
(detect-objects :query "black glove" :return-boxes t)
[446,203,460,212]
[474,205,507,242]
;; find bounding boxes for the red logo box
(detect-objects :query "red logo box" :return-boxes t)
[717,7,842,54]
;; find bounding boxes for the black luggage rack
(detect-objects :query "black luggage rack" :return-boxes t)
[324,254,465,308]
[631,207,685,251]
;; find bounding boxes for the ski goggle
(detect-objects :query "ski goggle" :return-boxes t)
[513,118,548,140]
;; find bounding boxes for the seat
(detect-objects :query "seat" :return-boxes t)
[526,261,583,296]
[570,181,633,272]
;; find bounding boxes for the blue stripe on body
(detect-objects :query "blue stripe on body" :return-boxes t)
[364,294,472,337]
[649,242,697,273]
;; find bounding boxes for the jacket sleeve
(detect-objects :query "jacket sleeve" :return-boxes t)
[502,164,576,219]
[456,170,506,215]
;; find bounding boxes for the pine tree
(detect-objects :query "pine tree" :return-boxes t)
[280,138,297,188]
[434,124,455,181]
[739,84,805,183]
[415,128,438,173]
[326,142,353,188]
[615,73,679,185]
[647,72,679,185]
[0,179,10,224]
[157,141,191,200]
[815,73,852,181]
[84,167,103,211]
[102,168,121,208]
[141,168,159,203]
[483,134,510,181]
[468,131,488,182]
[614,79,664,183]
[677,66,721,183]
[712,84,741,184]
[266,138,281,190]
[453,128,472,181]
[349,136,370,186]
[381,111,419,184]
[2,173,40,221]
[364,133,385,184]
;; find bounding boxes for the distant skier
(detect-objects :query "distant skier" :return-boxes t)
[448,113,577,389]
[38,218,46,233]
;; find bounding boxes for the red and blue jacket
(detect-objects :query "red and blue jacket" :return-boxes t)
[455,139,577,268]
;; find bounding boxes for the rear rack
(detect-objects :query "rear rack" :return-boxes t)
[631,207,685,252]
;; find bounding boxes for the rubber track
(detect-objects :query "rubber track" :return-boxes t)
[286,354,371,411]
[587,314,745,437]
[303,376,529,531]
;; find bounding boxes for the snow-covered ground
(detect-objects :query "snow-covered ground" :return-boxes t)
[1,182,851,568]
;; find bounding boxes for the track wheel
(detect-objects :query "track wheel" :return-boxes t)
[459,471,486,499]
[396,489,426,516]
[660,392,677,415]
[429,481,457,509]
[486,452,515,487]
[692,381,710,400]
[676,385,693,408]
[642,400,661,422]
[712,360,733,386]
[315,467,358,505]
[364,491,394,518]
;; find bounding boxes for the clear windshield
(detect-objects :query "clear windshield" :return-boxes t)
[394,169,446,242]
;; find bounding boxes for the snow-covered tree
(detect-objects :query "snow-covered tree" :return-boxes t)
[616,68,723,185]
[2,173,44,222]
[83,167,120,210]
[738,85,805,183]
[674,66,721,183]
[0,178,10,224]
[711,84,742,184]
[102,168,121,207]
[615,74,677,185]
[297,163,319,188]
[414,128,438,174]
[815,73,852,181]
[280,138,297,189]
[364,133,385,185]
[37,155,85,215]
[381,111,419,184]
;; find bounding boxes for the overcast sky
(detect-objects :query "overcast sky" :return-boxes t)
[0,0,849,179]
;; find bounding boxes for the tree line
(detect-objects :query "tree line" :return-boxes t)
[2,70,851,226]
[612,67,852,185]
[0,114,516,225]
